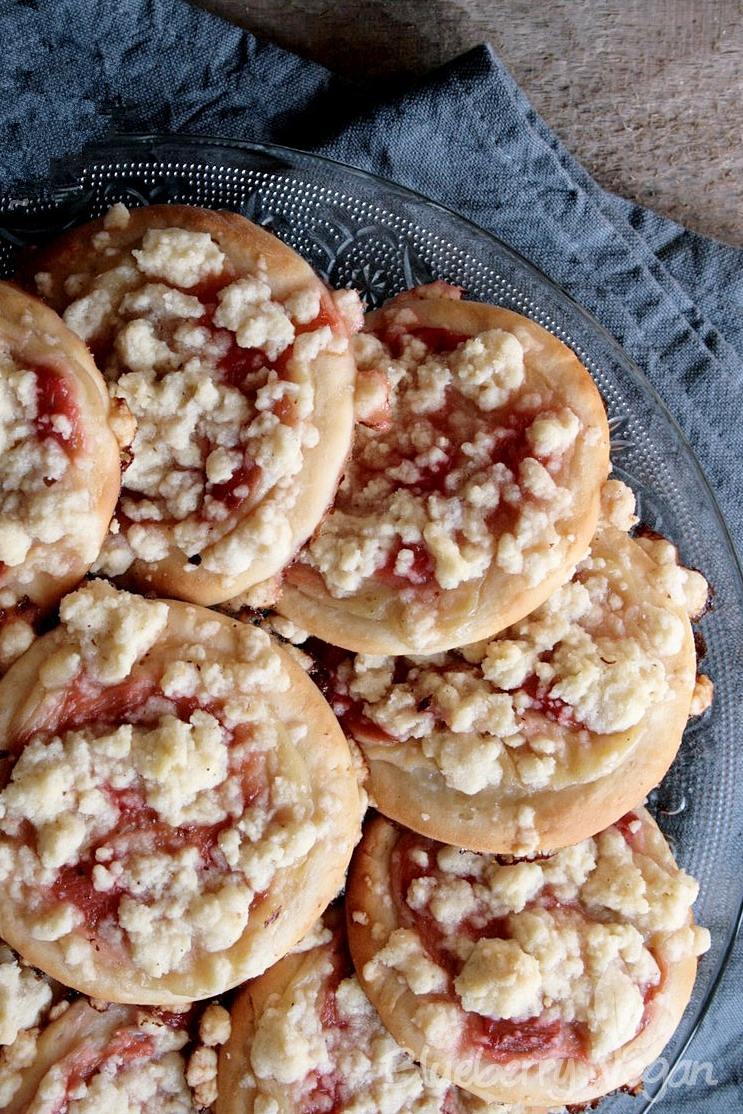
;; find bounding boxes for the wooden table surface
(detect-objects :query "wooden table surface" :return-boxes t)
[192,0,743,249]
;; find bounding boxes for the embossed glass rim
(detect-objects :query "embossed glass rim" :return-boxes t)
[1,134,742,1111]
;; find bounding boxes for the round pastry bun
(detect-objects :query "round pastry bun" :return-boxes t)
[0,280,129,668]
[1,997,194,1114]
[0,582,362,1005]
[277,284,611,655]
[346,810,707,1108]
[216,903,549,1114]
[216,913,344,1114]
[17,204,359,606]
[340,524,702,854]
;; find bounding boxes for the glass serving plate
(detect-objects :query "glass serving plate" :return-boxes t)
[1,135,741,1112]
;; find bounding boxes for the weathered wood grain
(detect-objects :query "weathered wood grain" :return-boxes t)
[190,0,743,246]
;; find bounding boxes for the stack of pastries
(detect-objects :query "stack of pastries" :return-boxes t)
[0,202,712,1113]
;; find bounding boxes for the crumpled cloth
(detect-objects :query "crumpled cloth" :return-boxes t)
[2,0,742,1108]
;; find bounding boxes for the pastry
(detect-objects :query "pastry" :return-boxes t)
[0,579,362,1006]
[0,280,131,672]
[4,201,714,1113]
[216,903,548,1114]
[276,282,611,655]
[0,996,197,1114]
[18,203,361,606]
[0,932,232,1112]
[346,809,710,1107]
[324,483,711,854]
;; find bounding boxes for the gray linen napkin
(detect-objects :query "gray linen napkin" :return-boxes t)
[2,0,742,1108]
